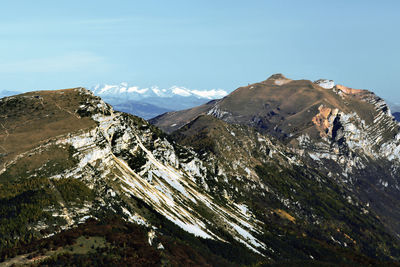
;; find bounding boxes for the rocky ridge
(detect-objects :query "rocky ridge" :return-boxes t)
[2,83,400,265]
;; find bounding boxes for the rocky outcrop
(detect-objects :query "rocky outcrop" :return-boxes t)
[314,79,335,89]
[335,84,365,95]
[312,105,339,138]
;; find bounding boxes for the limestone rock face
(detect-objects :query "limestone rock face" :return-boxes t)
[335,84,365,95]
[314,79,335,89]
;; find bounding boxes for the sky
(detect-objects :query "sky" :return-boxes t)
[1,0,400,102]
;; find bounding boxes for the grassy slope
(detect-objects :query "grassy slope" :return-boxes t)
[152,76,399,143]
[0,89,96,170]
[149,99,218,134]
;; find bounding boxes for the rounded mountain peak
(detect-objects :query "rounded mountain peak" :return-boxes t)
[263,73,292,86]
[267,73,288,80]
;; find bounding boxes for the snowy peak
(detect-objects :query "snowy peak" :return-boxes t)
[92,83,228,100]
[91,83,228,119]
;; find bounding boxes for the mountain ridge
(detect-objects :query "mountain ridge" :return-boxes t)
[2,80,400,265]
[0,88,272,264]
[151,74,399,143]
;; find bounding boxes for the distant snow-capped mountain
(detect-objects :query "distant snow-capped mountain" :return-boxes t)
[92,82,227,99]
[91,83,228,119]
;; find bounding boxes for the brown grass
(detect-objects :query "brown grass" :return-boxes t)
[152,76,392,142]
[0,89,96,170]
[274,209,296,223]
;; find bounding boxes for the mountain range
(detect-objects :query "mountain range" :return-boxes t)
[91,83,228,119]
[2,84,400,122]
[1,75,400,266]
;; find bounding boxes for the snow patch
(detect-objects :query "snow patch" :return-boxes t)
[171,86,192,97]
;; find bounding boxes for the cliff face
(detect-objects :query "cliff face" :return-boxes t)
[57,98,267,252]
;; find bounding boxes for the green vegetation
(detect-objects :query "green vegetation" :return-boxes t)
[0,177,60,250]
[0,177,95,253]
[0,215,263,266]
[0,144,78,184]
[127,149,147,173]
[53,178,95,203]
[0,218,160,266]
[174,145,195,163]
[253,163,400,262]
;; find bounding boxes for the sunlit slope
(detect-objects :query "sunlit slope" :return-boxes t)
[0,89,98,171]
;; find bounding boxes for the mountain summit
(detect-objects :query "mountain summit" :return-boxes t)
[152,74,397,142]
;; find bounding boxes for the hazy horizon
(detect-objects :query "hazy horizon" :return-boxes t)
[1,0,400,102]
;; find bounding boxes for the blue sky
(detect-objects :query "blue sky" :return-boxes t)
[1,0,400,101]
